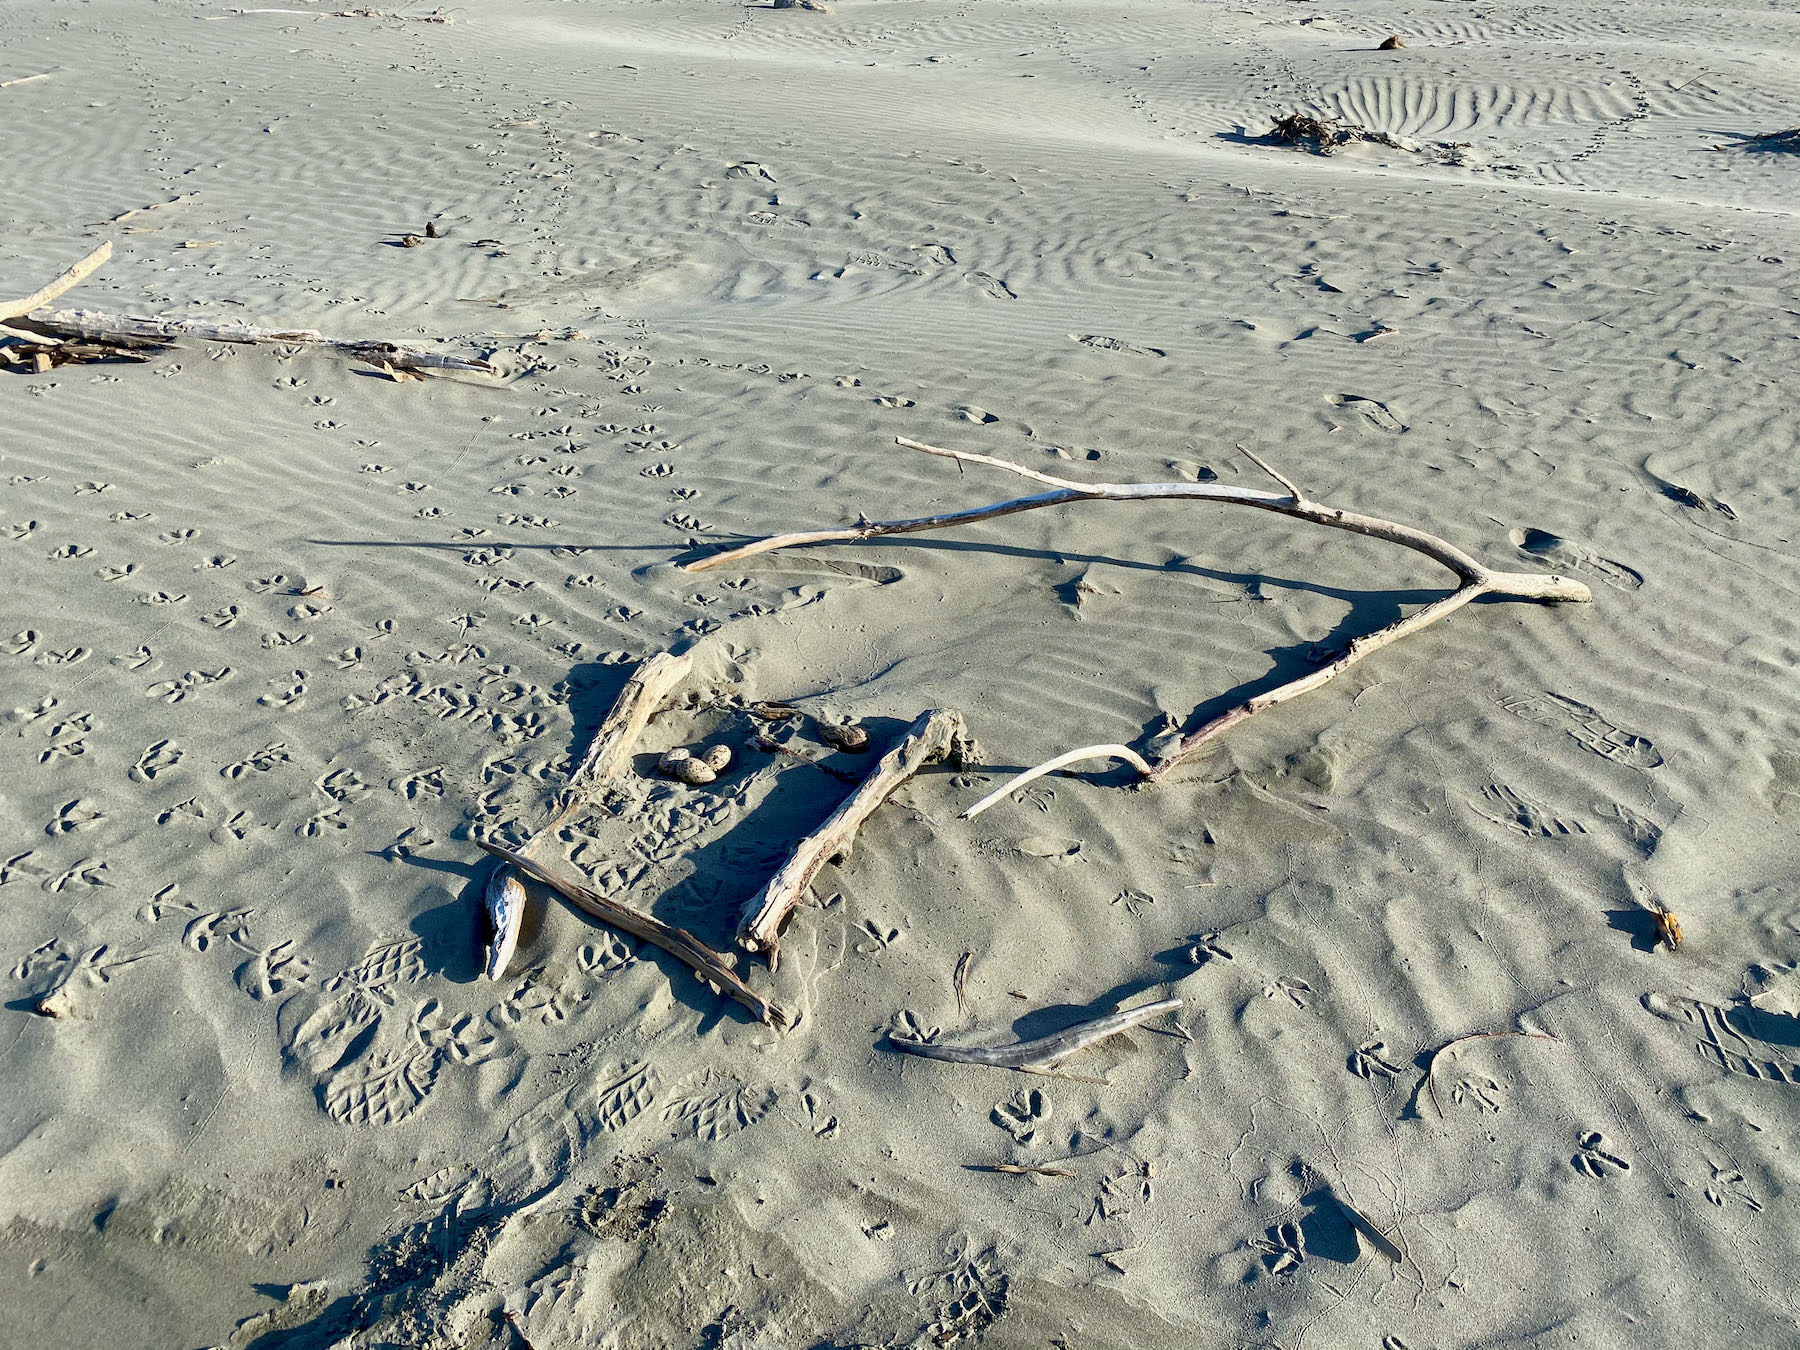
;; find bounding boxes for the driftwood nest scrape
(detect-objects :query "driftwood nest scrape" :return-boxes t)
[468,429,1592,1085]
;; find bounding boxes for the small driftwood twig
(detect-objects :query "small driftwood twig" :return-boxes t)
[1332,1191,1405,1262]
[968,1163,1075,1177]
[962,744,1152,821]
[478,839,789,1029]
[682,436,1590,809]
[738,709,967,967]
[890,997,1181,1072]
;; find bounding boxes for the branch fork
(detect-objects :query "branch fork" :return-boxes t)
[682,435,1590,817]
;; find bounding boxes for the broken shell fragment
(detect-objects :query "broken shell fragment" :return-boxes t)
[483,866,526,982]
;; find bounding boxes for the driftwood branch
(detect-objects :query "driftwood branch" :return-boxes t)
[739,709,967,967]
[478,839,790,1029]
[890,997,1181,1072]
[524,649,693,860]
[684,436,1591,808]
[3,246,496,375]
[21,308,496,374]
[0,241,110,321]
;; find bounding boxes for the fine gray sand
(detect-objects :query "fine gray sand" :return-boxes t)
[3,0,1799,1346]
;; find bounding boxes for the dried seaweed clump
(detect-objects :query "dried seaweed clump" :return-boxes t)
[1269,112,1407,155]
[1734,127,1800,152]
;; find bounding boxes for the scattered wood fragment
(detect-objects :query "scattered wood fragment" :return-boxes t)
[890,997,1181,1073]
[738,709,969,967]
[968,1162,1074,1177]
[1378,34,1405,50]
[1,72,53,89]
[684,435,1588,809]
[1,336,165,370]
[955,951,974,1014]
[1724,127,1800,152]
[1424,1028,1560,1118]
[524,650,693,858]
[1651,903,1683,951]
[751,731,859,782]
[478,839,789,1029]
[96,193,198,225]
[749,701,802,722]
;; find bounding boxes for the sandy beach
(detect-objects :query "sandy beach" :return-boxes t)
[3,0,1799,1345]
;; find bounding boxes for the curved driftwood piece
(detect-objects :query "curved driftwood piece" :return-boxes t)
[890,997,1181,1072]
[478,839,790,1029]
[739,709,967,968]
[961,744,1152,821]
[1423,1028,1559,1118]
[524,649,694,860]
[686,436,1590,808]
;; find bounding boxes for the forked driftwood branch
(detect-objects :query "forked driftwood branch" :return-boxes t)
[683,436,1591,814]
[890,997,1182,1073]
[2,243,495,375]
[475,648,784,1022]
[24,309,497,374]
[477,649,790,1027]
[740,709,968,967]
[479,839,789,1028]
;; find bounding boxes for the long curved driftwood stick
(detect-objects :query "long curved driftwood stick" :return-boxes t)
[524,649,693,860]
[478,839,790,1029]
[684,437,1591,811]
[890,996,1181,1072]
[961,745,1153,821]
[740,709,968,968]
